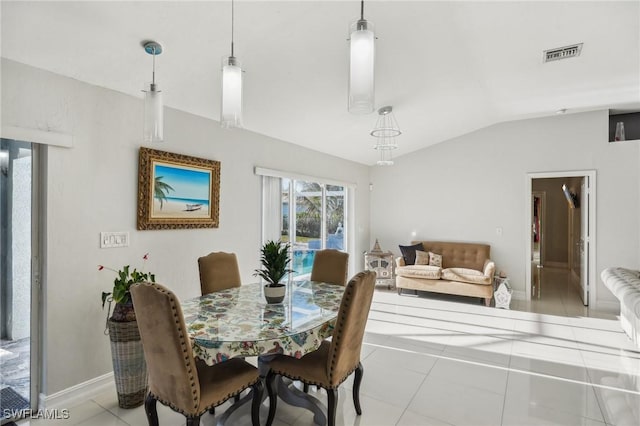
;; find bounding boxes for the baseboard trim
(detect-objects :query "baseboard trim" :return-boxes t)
[41,373,114,409]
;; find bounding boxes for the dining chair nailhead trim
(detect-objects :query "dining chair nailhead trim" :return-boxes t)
[149,283,200,410]
[270,368,354,390]
[148,377,260,417]
[142,282,261,417]
[327,284,354,384]
[271,274,363,389]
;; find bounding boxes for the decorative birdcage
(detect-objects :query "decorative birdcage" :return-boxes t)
[364,239,395,289]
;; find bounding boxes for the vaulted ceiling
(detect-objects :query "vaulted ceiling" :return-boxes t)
[2,1,639,164]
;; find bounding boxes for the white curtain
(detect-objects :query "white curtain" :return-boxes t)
[261,176,282,244]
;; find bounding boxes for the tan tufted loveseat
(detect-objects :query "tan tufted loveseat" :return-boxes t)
[396,241,496,306]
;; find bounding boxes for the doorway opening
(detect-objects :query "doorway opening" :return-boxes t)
[526,171,596,310]
[1,138,39,422]
[531,191,545,298]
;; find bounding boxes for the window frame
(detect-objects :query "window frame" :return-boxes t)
[256,167,354,280]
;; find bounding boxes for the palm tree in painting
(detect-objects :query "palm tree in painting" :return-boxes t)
[154,176,174,210]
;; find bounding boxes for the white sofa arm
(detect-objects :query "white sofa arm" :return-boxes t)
[483,260,496,278]
[396,256,406,268]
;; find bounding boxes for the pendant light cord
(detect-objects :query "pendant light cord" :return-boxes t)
[151,46,156,86]
[361,0,364,20]
[231,0,235,57]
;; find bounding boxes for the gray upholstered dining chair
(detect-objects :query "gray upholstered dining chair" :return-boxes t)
[264,270,376,426]
[130,282,262,426]
[197,252,241,295]
[310,249,349,286]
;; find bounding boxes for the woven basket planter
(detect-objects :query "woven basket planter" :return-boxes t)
[108,318,148,408]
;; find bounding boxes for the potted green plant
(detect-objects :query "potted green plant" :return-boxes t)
[99,253,155,409]
[101,261,156,321]
[254,240,294,303]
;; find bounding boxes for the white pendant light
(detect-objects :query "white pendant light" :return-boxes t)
[348,0,375,114]
[221,0,243,128]
[142,41,163,143]
[371,106,400,166]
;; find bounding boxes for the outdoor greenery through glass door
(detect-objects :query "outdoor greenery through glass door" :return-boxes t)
[280,179,345,278]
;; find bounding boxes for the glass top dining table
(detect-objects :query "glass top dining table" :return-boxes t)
[182,280,346,366]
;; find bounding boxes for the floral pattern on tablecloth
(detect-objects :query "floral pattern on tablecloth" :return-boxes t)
[182,281,344,365]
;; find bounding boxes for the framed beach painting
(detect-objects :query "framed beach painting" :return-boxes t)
[137,147,220,230]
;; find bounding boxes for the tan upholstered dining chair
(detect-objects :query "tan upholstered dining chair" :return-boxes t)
[310,249,349,286]
[197,252,241,295]
[264,270,377,426]
[130,282,262,426]
[304,249,350,393]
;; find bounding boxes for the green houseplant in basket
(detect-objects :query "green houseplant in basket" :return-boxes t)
[101,262,156,322]
[99,253,155,409]
[253,240,294,304]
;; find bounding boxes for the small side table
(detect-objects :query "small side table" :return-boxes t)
[364,252,395,289]
[493,276,512,309]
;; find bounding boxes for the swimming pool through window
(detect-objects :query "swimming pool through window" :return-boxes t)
[260,174,349,280]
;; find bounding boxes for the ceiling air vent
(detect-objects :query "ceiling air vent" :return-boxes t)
[543,43,583,62]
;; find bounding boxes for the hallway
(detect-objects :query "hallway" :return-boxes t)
[519,264,592,318]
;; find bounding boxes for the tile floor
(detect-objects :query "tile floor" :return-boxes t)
[15,273,640,426]
[1,337,31,401]
[524,264,593,318]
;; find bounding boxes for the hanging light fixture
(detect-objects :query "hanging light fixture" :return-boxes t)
[375,148,394,166]
[348,0,375,114]
[142,41,163,143]
[221,0,243,128]
[371,106,400,166]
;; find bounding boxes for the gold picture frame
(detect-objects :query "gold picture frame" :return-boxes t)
[137,147,220,230]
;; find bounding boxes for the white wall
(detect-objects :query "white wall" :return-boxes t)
[1,59,370,395]
[370,110,639,305]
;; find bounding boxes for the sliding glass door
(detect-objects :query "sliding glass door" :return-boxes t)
[1,138,39,420]
[278,178,346,279]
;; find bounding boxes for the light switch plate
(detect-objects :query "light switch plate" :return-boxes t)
[100,231,129,248]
